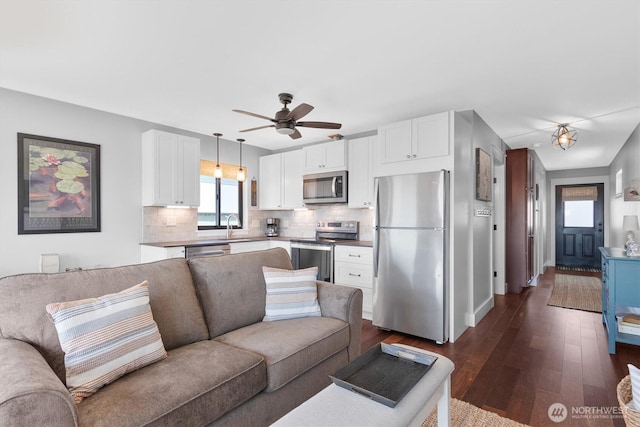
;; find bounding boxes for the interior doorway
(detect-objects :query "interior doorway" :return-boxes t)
[555,183,604,270]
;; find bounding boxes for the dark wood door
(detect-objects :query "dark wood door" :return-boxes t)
[555,183,604,269]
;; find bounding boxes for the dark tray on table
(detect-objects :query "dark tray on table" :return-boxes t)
[329,343,438,408]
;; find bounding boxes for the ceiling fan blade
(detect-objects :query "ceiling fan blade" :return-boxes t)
[232,109,275,122]
[287,103,314,121]
[240,124,275,132]
[289,129,302,139]
[296,121,342,129]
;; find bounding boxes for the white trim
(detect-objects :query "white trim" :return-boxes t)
[465,295,494,327]
[548,175,610,267]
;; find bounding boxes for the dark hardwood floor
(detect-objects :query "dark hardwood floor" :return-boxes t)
[361,267,640,426]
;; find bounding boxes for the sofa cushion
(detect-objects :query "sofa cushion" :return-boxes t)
[263,266,322,321]
[0,258,209,383]
[188,248,293,338]
[76,340,266,426]
[46,281,167,403]
[215,316,349,392]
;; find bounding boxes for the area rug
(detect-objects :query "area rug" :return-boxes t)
[556,265,601,273]
[547,274,602,313]
[422,398,529,427]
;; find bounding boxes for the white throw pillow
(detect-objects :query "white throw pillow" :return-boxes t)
[629,364,640,410]
[262,266,322,321]
[46,281,167,403]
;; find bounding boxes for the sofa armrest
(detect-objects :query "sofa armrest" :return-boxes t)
[0,339,77,426]
[316,282,362,361]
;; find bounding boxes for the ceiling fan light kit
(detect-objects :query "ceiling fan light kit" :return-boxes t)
[552,124,577,150]
[233,92,341,140]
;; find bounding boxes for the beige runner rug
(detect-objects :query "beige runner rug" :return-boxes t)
[547,274,602,313]
[422,398,529,427]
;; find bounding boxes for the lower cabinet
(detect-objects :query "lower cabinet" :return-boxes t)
[230,240,291,256]
[140,245,185,263]
[333,245,373,320]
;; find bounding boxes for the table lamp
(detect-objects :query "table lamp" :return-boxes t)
[623,215,639,251]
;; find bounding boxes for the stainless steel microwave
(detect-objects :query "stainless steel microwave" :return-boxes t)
[302,171,348,204]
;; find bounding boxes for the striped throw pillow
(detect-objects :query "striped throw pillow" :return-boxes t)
[46,281,167,403]
[263,266,322,322]
[629,364,640,410]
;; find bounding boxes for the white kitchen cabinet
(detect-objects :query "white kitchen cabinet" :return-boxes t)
[303,140,347,173]
[348,136,375,208]
[140,245,185,263]
[334,245,373,320]
[377,111,450,166]
[230,241,270,254]
[230,240,291,256]
[259,150,304,210]
[142,129,200,207]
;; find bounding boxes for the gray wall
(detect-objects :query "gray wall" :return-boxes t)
[452,111,505,336]
[0,88,268,276]
[608,123,640,247]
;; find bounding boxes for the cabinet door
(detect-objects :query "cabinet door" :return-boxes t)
[322,140,346,171]
[412,112,449,160]
[348,137,373,208]
[154,131,179,206]
[282,150,304,208]
[378,120,412,164]
[303,144,326,172]
[179,135,201,206]
[259,153,283,209]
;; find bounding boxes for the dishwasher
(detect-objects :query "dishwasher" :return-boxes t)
[185,244,231,259]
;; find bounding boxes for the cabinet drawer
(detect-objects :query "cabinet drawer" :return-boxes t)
[334,245,372,264]
[334,262,372,288]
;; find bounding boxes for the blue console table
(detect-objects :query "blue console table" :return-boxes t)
[600,247,640,354]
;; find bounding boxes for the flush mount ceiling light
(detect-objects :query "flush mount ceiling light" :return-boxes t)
[213,132,223,178]
[552,124,578,150]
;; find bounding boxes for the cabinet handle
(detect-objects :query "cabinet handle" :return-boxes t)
[406,154,411,159]
[348,254,361,258]
[349,273,362,277]
[412,154,417,158]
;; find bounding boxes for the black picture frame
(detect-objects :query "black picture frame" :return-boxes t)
[18,133,101,234]
[475,147,492,202]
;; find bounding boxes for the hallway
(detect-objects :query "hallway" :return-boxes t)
[362,268,640,426]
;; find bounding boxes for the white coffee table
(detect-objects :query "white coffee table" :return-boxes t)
[271,345,454,427]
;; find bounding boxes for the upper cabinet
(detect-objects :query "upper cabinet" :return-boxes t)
[303,139,347,173]
[142,129,200,207]
[348,136,375,208]
[375,111,451,177]
[259,150,304,210]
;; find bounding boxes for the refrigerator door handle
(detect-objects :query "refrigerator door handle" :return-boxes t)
[372,179,380,277]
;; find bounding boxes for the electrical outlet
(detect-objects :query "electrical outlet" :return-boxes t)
[166,216,176,227]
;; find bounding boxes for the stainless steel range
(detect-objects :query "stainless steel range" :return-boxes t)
[290,221,359,282]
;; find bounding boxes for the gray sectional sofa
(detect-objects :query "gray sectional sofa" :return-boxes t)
[0,248,362,426]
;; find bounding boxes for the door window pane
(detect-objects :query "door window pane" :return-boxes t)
[564,200,594,227]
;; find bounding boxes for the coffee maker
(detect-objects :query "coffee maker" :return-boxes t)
[265,218,279,237]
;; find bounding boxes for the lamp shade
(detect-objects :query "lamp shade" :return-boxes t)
[623,215,640,231]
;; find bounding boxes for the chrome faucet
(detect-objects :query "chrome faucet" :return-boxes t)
[226,214,241,240]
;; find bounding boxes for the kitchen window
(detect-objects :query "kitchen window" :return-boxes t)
[198,161,244,230]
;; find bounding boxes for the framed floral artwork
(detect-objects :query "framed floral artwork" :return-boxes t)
[17,133,101,234]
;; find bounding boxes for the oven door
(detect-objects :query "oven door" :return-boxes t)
[290,242,334,282]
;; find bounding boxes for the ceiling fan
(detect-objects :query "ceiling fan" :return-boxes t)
[233,93,342,139]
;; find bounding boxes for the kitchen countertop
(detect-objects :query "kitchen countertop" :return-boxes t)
[141,236,373,248]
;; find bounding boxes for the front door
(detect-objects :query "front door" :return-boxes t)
[555,183,604,269]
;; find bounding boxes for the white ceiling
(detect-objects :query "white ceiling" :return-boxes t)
[1,1,639,171]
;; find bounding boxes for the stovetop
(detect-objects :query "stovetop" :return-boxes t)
[290,220,359,245]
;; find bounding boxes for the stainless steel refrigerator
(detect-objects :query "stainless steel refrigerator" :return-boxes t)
[373,170,449,343]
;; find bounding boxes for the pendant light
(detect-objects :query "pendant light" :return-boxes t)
[551,124,577,150]
[213,133,223,178]
[236,138,246,182]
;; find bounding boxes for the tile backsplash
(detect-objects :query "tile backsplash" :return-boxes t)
[142,205,374,243]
